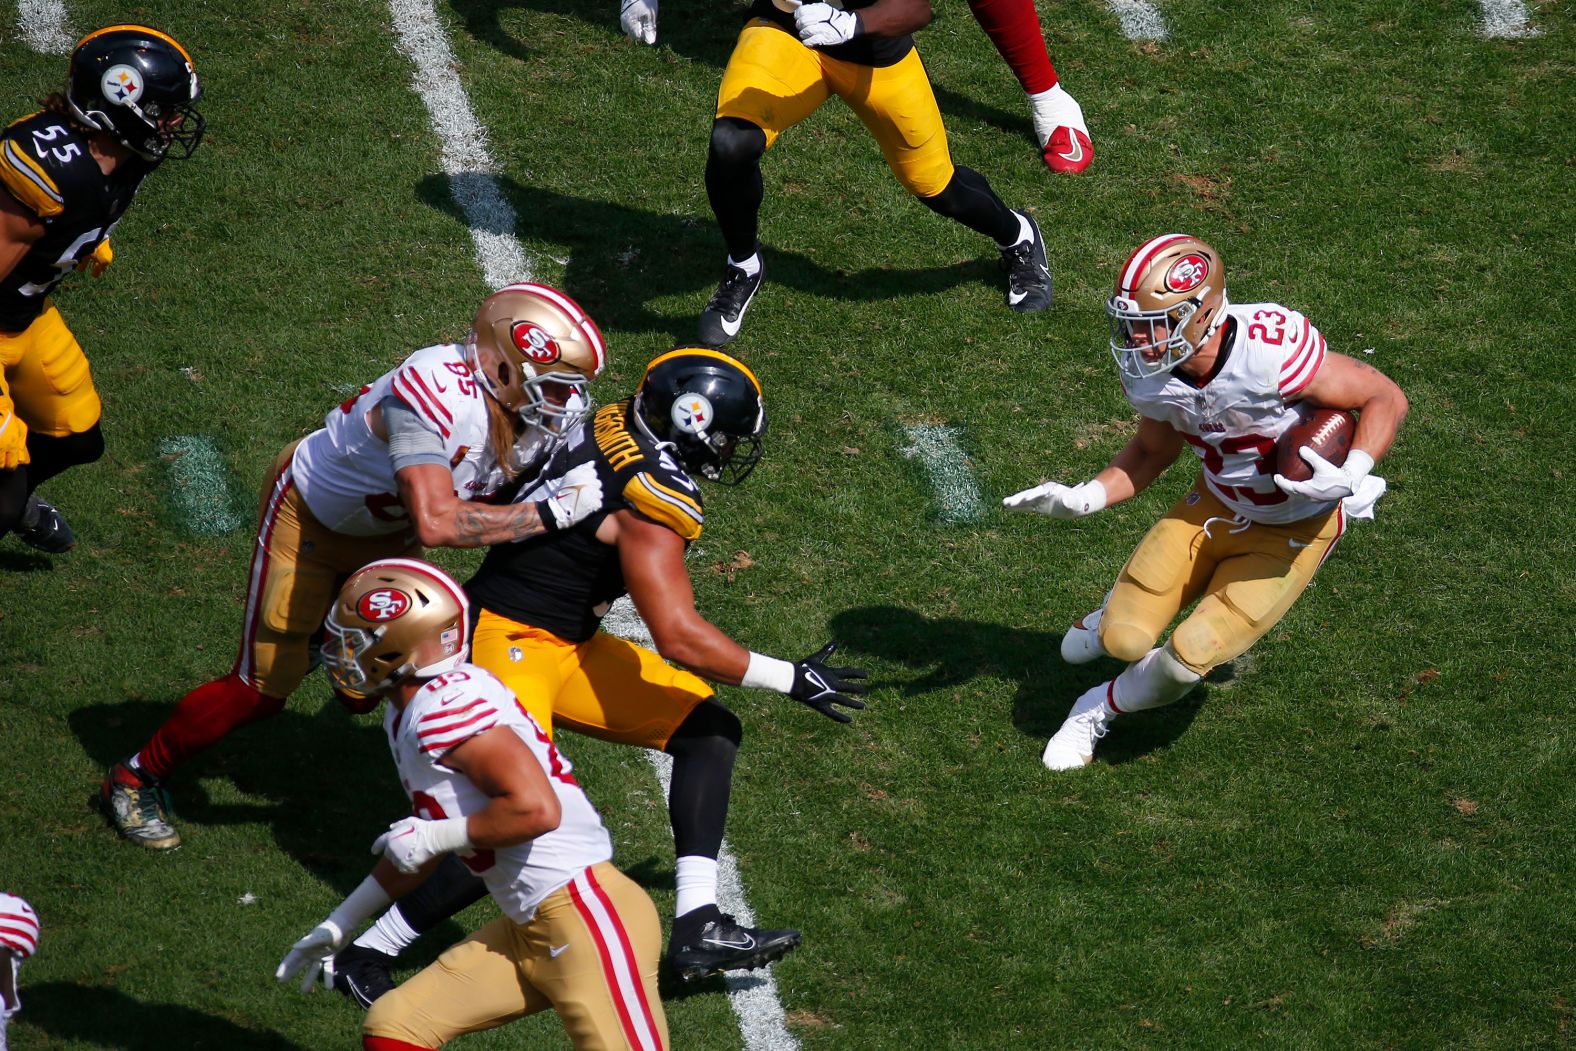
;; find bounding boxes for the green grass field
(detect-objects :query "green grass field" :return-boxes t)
[2,0,1574,1048]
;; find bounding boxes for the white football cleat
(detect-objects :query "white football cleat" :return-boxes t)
[1029,83,1092,175]
[1042,684,1116,770]
[1060,607,1105,664]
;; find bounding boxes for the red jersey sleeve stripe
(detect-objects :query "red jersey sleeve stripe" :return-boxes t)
[420,724,497,755]
[417,701,495,739]
[404,368,455,423]
[1279,322,1314,375]
[1281,333,1326,397]
[394,371,452,438]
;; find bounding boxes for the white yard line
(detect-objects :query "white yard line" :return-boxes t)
[159,436,244,535]
[900,423,983,525]
[16,0,72,53]
[1106,0,1169,41]
[1478,0,1539,37]
[603,600,802,1051]
[384,3,797,1038]
[386,0,530,288]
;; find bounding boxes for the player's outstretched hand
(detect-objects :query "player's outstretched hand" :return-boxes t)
[275,920,346,993]
[620,0,657,44]
[790,641,868,723]
[1002,479,1106,519]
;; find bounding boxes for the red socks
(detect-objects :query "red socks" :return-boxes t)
[966,0,1058,95]
[364,1038,433,1051]
[134,672,285,781]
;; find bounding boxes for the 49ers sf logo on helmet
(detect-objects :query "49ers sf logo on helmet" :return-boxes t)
[1164,254,1210,293]
[357,588,412,622]
[510,321,561,365]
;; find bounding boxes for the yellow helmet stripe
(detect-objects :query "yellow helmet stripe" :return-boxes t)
[643,348,762,397]
[76,25,195,67]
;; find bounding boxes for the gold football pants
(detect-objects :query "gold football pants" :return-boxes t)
[363,862,668,1051]
[716,20,956,198]
[1100,479,1347,675]
[0,303,102,466]
[472,609,714,750]
[232,442,416,697]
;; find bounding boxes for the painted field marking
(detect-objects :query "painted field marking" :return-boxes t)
[383,3,797,1040]
[601,599,802,1051]
[900,423,983,525]
[1479,0,1539,37]
[386,0,530,288]
[17,0,72,53]
[1107,0,1169,41]
[159,436,244,535]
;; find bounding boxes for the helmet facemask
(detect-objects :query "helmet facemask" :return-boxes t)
[1107,234,1227,381]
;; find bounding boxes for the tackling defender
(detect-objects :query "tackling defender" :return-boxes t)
[1005,233,1408,768]
[0,26,203,553]
[277,559,667,1051]
[99,284,608,850]
[330,348,869,1000]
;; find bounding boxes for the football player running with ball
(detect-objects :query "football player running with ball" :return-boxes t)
[327,348,868,1001]
[277,560,668,1051]
[0,26,203,553]
[99,284,609,851]
[1004,234,1408,769]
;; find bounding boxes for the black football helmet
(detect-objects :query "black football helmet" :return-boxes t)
[68,25,204,161]
[633,348,766,486]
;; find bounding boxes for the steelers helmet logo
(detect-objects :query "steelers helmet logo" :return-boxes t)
[357,588,412,622]
[510,321,561,364]
[1164,254,1210,293]
[670,393,713,435]
[102,65,145,105]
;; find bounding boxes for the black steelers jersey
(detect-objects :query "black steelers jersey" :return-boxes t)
[746,1,914,68]
[466,400,707,644]
[0,112,154,332]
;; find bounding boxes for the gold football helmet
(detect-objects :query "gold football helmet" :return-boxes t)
[467,282,606,434]
[1106,234,1227,379]
[322,558,470,707]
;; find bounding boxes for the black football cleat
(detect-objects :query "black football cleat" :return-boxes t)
[15,494,75,553]
[332,943,397,1008]
[1000,210,1053,314]
[697,254,764,348]
[667,907,801,982]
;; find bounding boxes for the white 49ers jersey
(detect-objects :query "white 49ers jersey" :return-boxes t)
[386,663,614,923]
[1120,302,1334,525]
[291,344,508,535]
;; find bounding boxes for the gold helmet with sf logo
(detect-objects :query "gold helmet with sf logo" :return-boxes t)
[1106,234,1227,380]
[467,283,606,435]
[322,558,471,710]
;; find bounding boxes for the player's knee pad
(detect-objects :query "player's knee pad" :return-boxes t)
[708,117,767,170]
[1100,617,1159,664]
[666,699,742,761]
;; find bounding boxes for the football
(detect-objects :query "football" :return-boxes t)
[1275,407,1356,481]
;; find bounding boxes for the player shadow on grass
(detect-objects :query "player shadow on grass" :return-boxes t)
[0,548,55,572]
[414,173,1011,339]
[828,604,1203,765]
[21,980,312,1050]
[443,0,1033,146]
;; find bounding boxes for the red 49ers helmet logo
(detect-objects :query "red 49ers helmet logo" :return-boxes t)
[1164,254,1210,293]
[510,321,561,364]
[357,587,412,622]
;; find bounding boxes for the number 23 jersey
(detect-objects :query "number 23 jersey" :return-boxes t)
[1119,302,1334,526]
[387,663,613,923]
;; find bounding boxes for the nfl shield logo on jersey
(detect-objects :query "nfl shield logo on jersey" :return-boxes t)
[357,588,412,622]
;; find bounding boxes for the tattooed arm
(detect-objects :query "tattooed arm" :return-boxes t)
[397,463,559,548]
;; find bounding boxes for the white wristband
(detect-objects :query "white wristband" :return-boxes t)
[1343,450,1375,482]
[427,816,473,855]
[741,651,796,693]
[326,874,394,934]
[1071,479,1108,516]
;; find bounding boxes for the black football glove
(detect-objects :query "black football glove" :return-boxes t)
[789,641,868,723]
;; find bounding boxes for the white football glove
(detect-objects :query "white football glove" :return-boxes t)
[275,920,346,993]
[1002,479,1107,519]
[372,816,471,874]
[1273,448,1375,503]
[542,460,605,530]
[795,3,862,46]
[619,0,657,44]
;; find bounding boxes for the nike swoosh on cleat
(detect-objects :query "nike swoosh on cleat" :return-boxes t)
[719,314,743,337]
[1007,289,1030,306]
[1056,134,1085,164]
[703,932,757,950]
